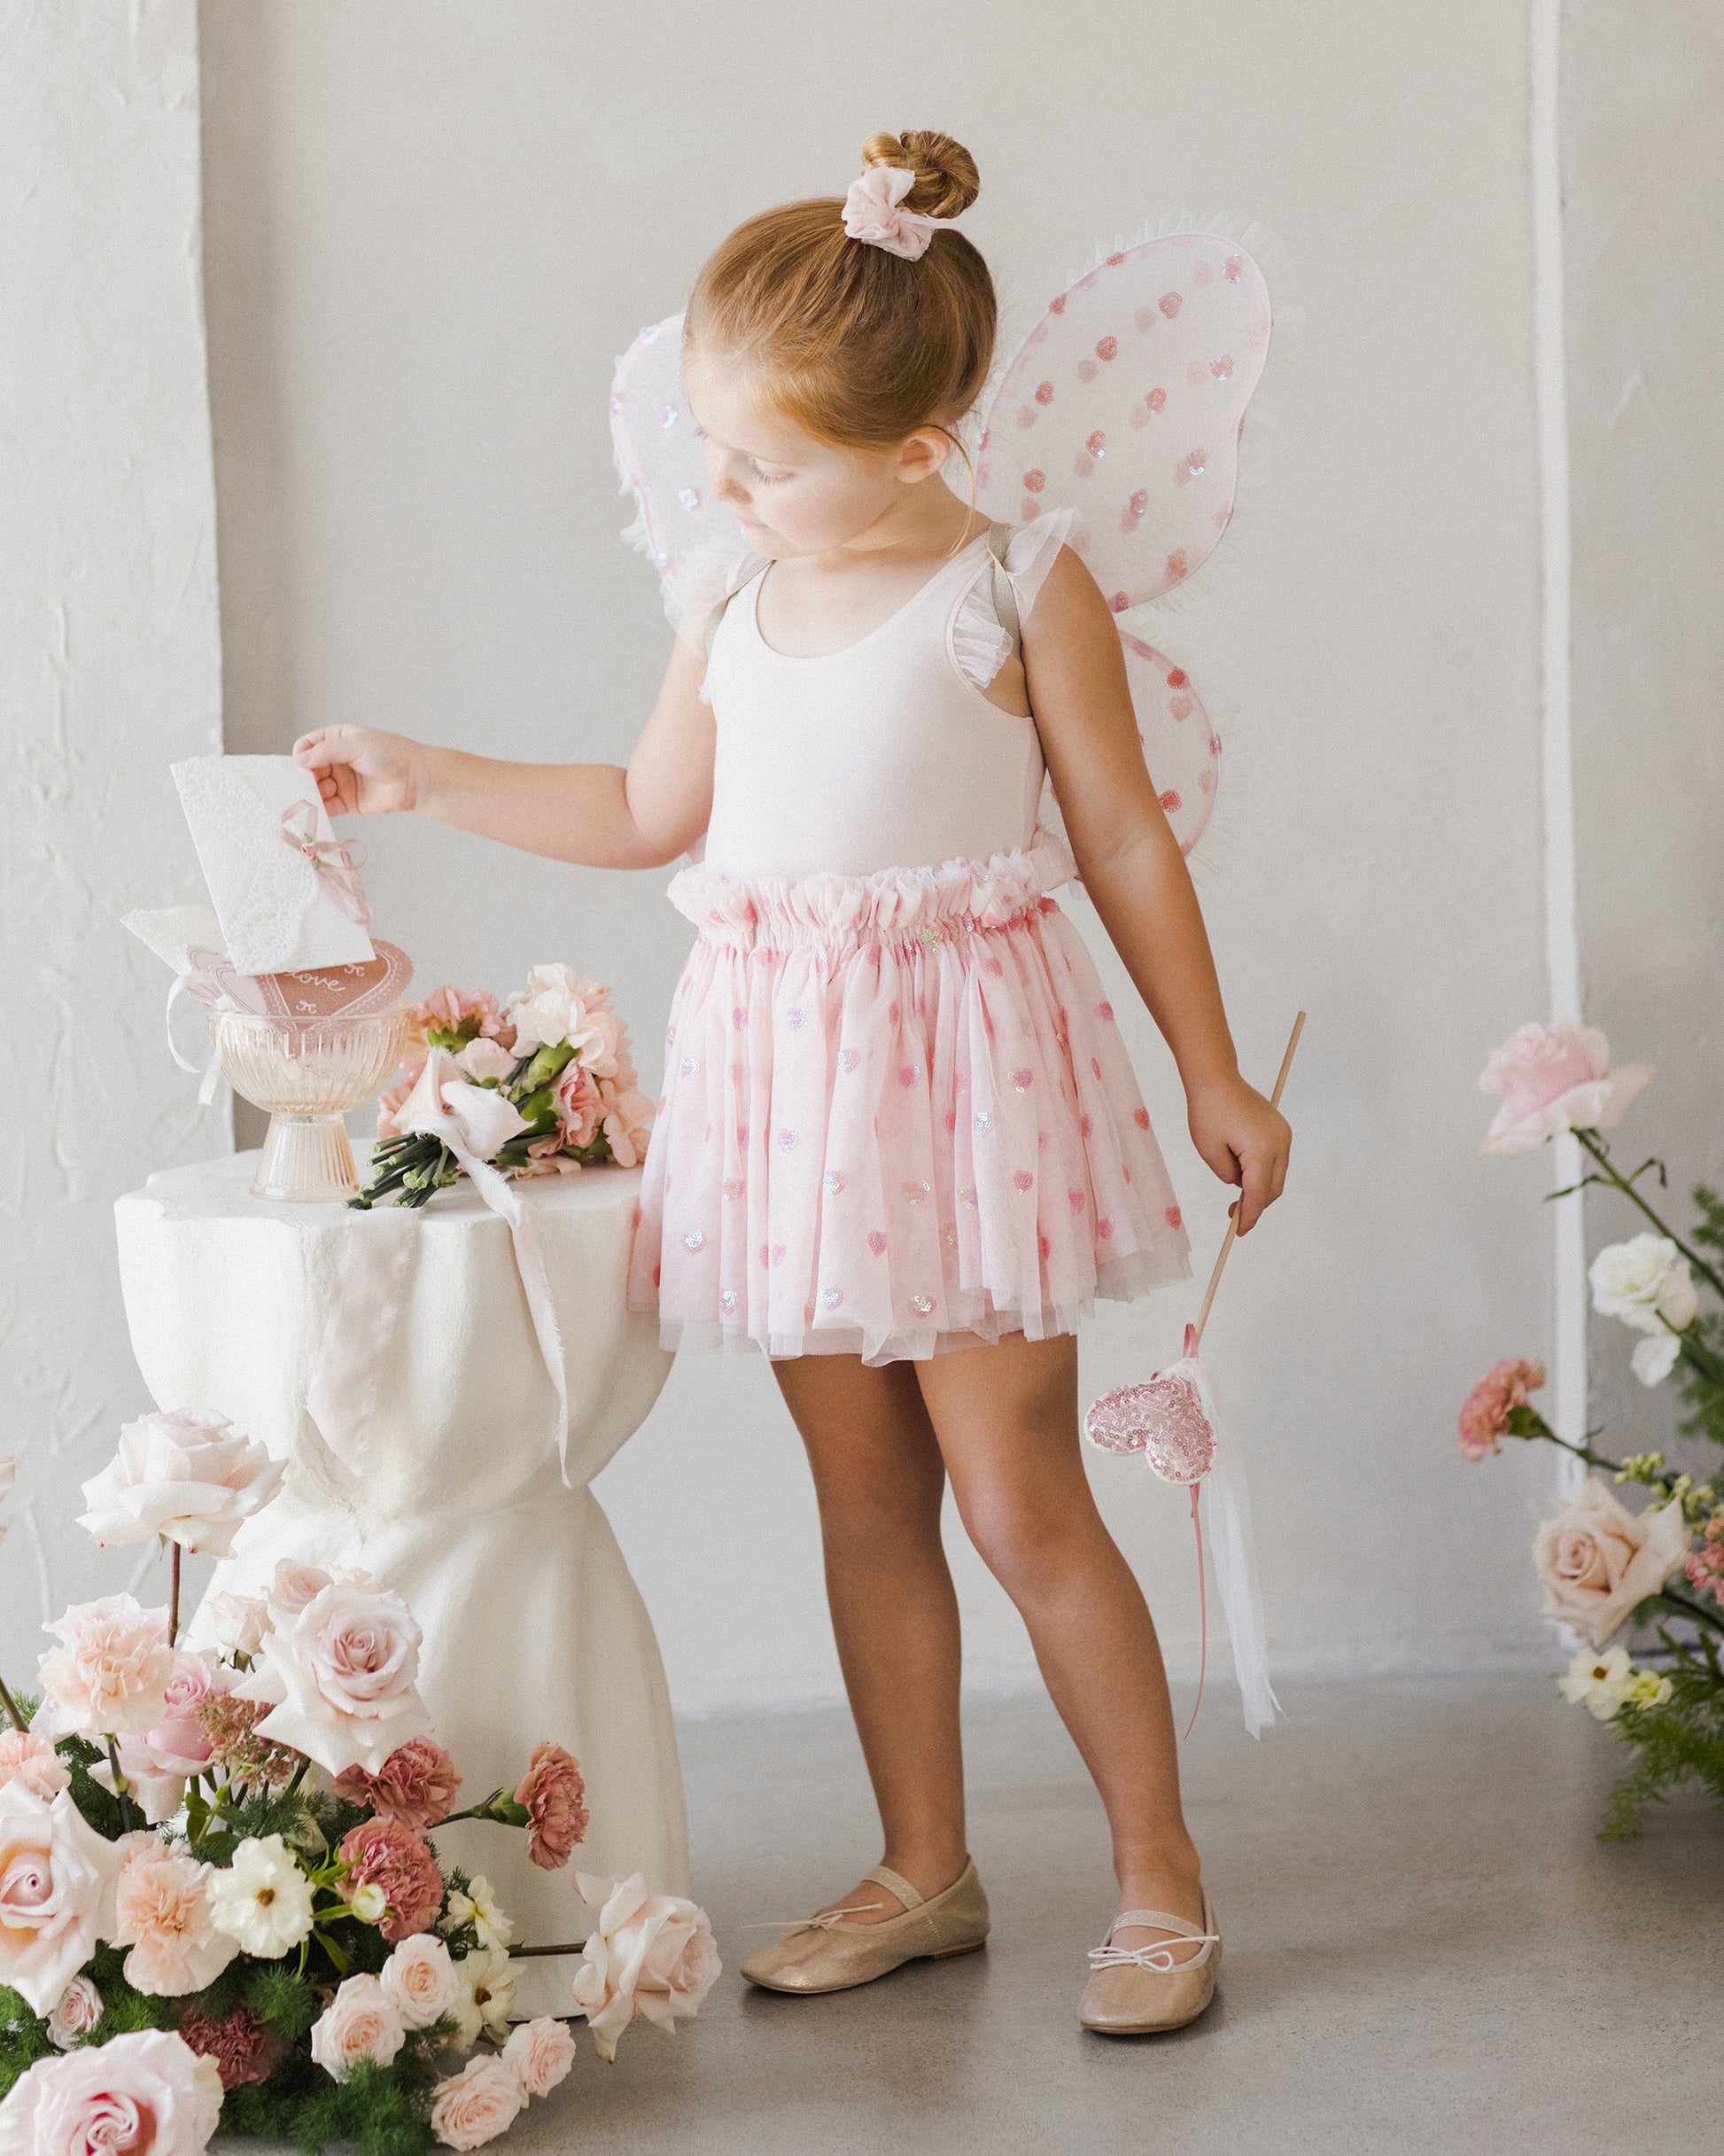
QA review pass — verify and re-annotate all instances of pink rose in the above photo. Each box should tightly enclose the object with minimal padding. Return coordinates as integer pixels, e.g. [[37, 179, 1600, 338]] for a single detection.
[[45, 1974, 103, 2051], [333, 1735, 462, 1831], [236, 1570, 431, 1778], [1533, 1479, 1692, 1646], [264, 1558, 337, 1627], [428, 2054, 526, 2151], [570, 1871, 721, 2063], [0, 1730, 71, 1803], [0, 2028, 224, 2156], [501, 2017, 576, 2099], [338, 1818, 446, 1942], [36, 1597, 174, 1740], [552, 1062, 603, 1151], [596, 1080, 655, 1170], [309, 1973, 406, 2082], [379, 1932, 463, 2029], [1478, 1023, 1653, 1156], [76, 1409, 283, 1559], [111, 1846, 237, 1998], [0, 1784, 124, 2017], [176, 2003, 280, 2090], [1686, 1515, 1724, 1607], [515, 1743, 587, 1871], [1457, 1358, 1546, 1461]]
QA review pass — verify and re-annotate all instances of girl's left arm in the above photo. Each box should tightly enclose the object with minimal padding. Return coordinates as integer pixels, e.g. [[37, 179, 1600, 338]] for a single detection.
[[1022, 548, 1291, 1234]]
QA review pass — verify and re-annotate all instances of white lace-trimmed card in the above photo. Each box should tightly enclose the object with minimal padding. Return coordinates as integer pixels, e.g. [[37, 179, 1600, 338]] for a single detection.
[[171, 757, 376, 976]]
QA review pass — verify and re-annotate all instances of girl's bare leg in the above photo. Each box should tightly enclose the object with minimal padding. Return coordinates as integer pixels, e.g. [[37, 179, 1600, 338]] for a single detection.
[[771, 1353, 970, 1924], [915, 1329, 1206, 1958]]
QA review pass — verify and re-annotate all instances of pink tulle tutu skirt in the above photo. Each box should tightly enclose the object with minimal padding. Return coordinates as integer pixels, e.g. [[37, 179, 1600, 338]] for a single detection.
[[626, 833, 1192, 1362]]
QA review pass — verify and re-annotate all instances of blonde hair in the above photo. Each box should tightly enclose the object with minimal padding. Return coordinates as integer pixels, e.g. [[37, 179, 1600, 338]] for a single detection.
[[686, 130, 997, 455]]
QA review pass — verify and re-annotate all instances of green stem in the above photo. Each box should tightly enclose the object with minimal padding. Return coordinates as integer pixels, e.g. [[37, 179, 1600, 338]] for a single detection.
[[106, 1738, 139, 1833], [283, 1756, 310, 1801], [1573, 1130, 1724, 1304], [1652, 1579, 1724, 1637], [168, 1542, 182, 1648], [0, 1670, 26, 1733]]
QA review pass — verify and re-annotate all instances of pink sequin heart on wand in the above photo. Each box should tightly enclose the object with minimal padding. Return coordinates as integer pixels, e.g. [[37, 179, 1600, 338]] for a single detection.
[[1084, 1011, 1305, 1736]]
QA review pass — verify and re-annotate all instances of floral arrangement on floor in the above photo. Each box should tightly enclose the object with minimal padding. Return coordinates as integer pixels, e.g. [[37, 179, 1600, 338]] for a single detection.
[[1463, 1022, 1724, 1838], [356, 966, 656, 1210], [0, 1409, 718, 2153]]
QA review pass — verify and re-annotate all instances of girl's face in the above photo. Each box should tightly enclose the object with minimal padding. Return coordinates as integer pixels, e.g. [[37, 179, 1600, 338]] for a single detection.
[[683, 351, 953, 557]]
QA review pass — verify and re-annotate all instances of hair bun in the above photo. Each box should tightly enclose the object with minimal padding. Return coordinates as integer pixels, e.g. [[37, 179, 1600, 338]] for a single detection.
[[860, 130, 980, 220]]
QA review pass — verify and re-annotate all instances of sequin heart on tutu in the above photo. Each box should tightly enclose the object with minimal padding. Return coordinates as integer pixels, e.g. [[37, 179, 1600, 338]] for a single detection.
[[1083, 1358, 1216, 1485]]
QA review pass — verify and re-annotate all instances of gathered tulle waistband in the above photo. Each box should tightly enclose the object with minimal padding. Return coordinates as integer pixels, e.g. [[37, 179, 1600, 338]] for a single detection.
[[667, 829, 1076, 955]]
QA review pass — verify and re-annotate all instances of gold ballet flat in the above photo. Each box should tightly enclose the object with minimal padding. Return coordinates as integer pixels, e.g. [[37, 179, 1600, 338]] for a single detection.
[[738, 1859, 990, 1995], [1079, 1893, 1222, 2034]]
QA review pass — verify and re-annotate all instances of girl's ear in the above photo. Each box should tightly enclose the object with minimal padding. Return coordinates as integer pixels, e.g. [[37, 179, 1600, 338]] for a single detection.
[[895, 426, 954, 486]]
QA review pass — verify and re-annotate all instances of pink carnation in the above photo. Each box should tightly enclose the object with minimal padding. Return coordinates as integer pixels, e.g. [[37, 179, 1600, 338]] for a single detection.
[[552, 1062, 603, 1152], [333, 1736, 462, 1831], [412, 986, 516, 1048], [1458, 1358, 1546, 1460], [1686, 1516, 1724, 1607], [338, 1818, 445, 1942], [176, 2003, 281, 2090], [515, 1743, 588, 1872]]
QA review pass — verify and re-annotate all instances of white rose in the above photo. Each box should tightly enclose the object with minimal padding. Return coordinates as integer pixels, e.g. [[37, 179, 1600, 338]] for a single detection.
[[501, 2017, 576, 2099], [45, 1973, 103, 2050], [1557, 1644, 1635, 1721], [1631, 1333, 1681, 1388], [428, 2053, 525, 2151], [0, 1784, 125, 2019], [234, 1572, 431, 1779], [310, 1973, 406, 2082], [202, 1590, 270, 1660], [265, 1560, 335, 1628], [206, 1835, 315, 1958], [76, 1409, 283, 1559], [1588, 1235, 1698, 1337], [454, 1036, 515, 1084], [504, 965, 612, 1057], [448, 1946, 515, 2050], [380, 1933, 463, 2029], [570, 1871, 720, 2063]]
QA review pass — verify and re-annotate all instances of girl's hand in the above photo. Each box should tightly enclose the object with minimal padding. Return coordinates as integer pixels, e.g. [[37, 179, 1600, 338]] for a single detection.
[[1187, 1073, 1291, 1236], [293, 726, 426, 818]]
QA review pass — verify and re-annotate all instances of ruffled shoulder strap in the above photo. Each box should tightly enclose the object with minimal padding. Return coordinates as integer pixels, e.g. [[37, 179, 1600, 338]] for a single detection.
[[951, 509, 1083, 692], [666, 547, 768, 656]]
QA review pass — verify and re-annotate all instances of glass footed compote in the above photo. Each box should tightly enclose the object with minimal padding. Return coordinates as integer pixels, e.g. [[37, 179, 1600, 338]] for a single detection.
[[209, 1005, 409, 1203]]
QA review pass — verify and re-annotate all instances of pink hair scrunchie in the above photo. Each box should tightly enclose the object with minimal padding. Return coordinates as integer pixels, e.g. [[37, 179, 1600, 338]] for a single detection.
[[842, 167, 940, 261]]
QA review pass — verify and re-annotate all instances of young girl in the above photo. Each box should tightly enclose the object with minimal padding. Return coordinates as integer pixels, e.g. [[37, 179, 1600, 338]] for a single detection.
[[297, 128, 1290, 2036]]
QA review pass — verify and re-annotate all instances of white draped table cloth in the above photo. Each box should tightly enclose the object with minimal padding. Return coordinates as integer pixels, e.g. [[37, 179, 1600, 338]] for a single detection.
[[113, 1153, 685, 2014]]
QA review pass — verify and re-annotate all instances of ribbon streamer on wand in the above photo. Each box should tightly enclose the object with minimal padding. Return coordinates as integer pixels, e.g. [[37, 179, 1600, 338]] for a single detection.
[[1084, 1012, 1305, 1739]]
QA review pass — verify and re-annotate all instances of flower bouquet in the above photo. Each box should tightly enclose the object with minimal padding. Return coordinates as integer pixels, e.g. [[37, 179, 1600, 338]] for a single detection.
[[355, 967, 655, 1211], [1464, 1023, 1724, 1837], [0, 1412, 717, 2154]]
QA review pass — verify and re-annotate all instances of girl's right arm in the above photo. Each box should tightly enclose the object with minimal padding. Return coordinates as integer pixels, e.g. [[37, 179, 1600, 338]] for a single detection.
[[292, 635, 713, 870]]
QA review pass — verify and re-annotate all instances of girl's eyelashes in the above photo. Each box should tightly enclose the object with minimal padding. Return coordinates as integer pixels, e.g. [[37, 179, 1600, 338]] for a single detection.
[[751, 463, 792, 485]]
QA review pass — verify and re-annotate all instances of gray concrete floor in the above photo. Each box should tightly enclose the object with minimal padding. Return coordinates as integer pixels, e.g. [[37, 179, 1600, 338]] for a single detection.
[[515, 1671, 1720, 2156]]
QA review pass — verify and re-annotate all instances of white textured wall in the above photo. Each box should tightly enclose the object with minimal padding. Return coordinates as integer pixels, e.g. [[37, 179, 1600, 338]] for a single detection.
[[1, 3, 228, 1678], [197, 0, 1562, 1712], [1565, 6, 1724, 1463]]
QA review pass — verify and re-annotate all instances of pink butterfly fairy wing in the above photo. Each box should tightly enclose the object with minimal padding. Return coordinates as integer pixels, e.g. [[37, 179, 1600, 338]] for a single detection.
[[976, 231, 1271, 860], [976, 233, 1270, 607], [610, 311, 749, 607]]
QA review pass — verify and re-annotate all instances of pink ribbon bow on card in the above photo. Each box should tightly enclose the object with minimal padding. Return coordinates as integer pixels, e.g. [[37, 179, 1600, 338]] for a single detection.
[[841, 167, 939, 261], [280, 801, 371, 928]]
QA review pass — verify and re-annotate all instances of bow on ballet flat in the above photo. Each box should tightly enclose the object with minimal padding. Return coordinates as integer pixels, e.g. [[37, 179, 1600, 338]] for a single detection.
[[281, 800, 371, 928]]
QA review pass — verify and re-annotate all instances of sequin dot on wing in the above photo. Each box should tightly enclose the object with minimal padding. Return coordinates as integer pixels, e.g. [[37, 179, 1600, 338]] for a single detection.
[[1083, 1373, 1215, 1484]]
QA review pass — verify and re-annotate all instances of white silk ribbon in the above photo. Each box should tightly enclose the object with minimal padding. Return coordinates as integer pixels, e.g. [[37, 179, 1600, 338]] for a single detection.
[[1189, 1358, 1281, 1738], [307, 1048, 573, 1486]]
